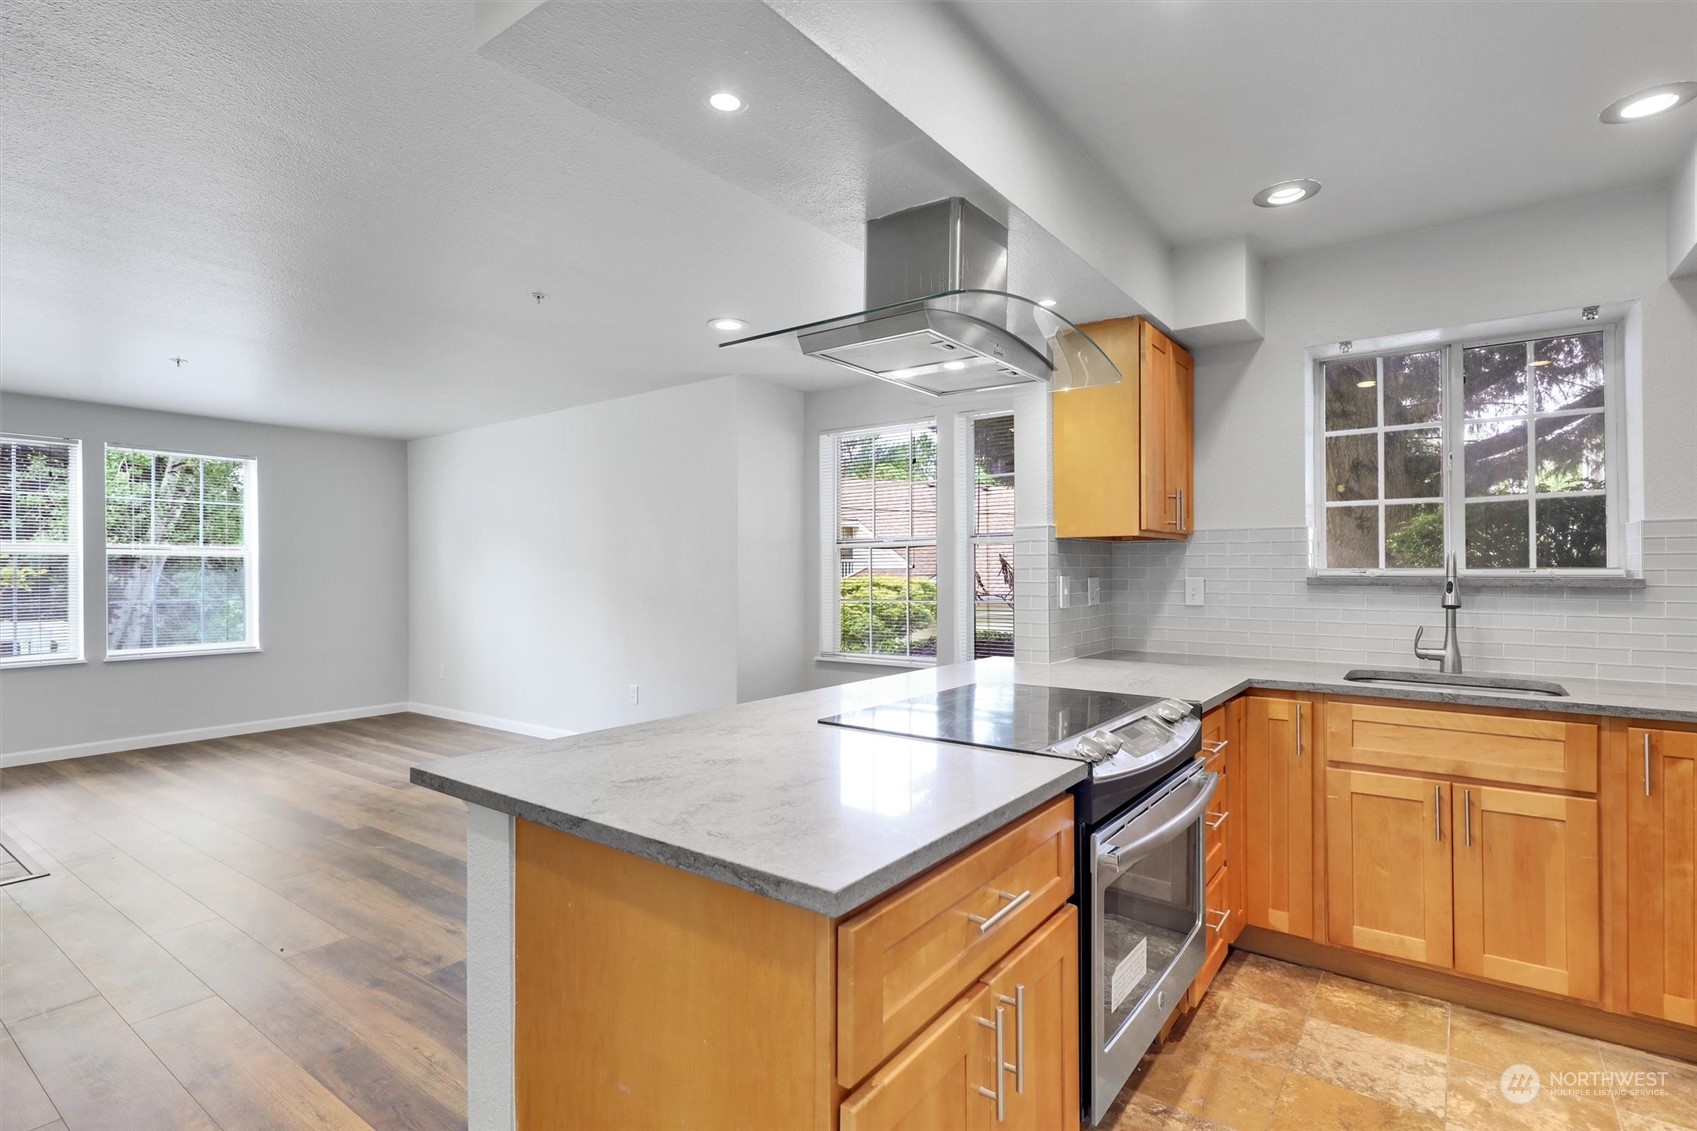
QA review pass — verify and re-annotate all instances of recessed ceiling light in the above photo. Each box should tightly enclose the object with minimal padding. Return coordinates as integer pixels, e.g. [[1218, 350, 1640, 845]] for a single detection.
[[1253, 178, 1322, 208], [942, 360, 969, 371], [708, 91, 745, 113], [1600, 82, 1697, 123], [708, 317, 747, 332], [1037, 298, 1058, 308]]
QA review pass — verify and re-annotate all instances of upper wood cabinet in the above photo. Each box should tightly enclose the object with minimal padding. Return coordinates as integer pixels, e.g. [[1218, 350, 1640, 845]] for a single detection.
[[1052, 316, 1194, 540], [1625, 726, 1697, 1025], [1243, 695, 1316, 938]]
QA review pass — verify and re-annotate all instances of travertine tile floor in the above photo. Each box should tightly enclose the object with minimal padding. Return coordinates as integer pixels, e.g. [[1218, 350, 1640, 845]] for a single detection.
[[1102, 951, 1697, 1131]]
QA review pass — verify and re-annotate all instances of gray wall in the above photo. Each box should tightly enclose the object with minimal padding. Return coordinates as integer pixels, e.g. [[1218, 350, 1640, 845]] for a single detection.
[[0, 394, 410, 760]]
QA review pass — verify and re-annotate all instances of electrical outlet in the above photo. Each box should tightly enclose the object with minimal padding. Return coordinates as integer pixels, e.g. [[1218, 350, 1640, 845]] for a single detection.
[[438, 664, 446, 680], [1185, 577, 1205, 607], [629, 684, 640, 706]]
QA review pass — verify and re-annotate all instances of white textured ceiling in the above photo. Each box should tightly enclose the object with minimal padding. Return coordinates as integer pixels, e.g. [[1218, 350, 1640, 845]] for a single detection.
[[6, 1, 1695, 438], [0, 1, 867, 438], [953, 0, 1697, 255]]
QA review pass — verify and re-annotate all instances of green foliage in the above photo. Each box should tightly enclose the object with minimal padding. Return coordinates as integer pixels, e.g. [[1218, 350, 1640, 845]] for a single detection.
[[1385, 508, 1443, 569], [839, 575, 938, 655]]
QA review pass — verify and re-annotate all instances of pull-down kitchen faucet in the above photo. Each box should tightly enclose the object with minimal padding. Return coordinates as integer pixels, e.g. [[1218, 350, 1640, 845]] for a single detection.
[[1413, 553, 1464, 673]]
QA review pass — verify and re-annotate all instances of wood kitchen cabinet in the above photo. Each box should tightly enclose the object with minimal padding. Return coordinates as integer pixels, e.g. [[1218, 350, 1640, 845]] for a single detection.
[[840, 907, 1079, 1131], [1453, 785, 1600, 1001], [838, 985, 996, 1131], [1326, 769, 1453, 968], [1052, 316, 1194, 540], [1190, 705, 1241, 1006], [1625, 726, 1697, 1025], [980, 906, 1080, 1131], [1244, 694, 1315, 938]]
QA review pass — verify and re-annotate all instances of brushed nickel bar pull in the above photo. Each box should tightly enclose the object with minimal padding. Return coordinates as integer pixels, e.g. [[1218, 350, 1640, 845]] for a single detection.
[[1295, 703, 1303, 758], [1206, 809, 1229, 830], [997, 987, 1025, 1094], [1208, 907, 1231, 935], [1166, 489, 1181, 528], [1644, 733, 1653, 797], [1435, 785, 1442, 841], [1463, 788, 1473, 847], [968, 889, 1031, 934], [976, 1005, 1006, 1121], [1203, 739, 1229, 755]]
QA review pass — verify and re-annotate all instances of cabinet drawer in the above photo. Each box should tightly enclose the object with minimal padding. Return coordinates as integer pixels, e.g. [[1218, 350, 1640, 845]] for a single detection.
[[837, 795, 1074, 1088], [1325, 700, 1598, 792], [1191, 865, 1231, 1006], [1200, 714, 1228, 879]]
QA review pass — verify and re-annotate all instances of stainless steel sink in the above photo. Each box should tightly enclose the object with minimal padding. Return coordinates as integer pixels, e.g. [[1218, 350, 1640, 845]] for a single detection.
[[1343, 669, 1570, 697]]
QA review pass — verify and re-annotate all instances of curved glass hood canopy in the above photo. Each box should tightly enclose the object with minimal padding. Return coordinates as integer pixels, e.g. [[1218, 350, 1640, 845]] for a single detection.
[[719, 199, 1123, 397]]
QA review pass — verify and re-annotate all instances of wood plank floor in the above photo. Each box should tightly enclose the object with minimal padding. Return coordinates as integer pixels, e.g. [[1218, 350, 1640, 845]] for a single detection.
[[0, 714, 527, 1131]]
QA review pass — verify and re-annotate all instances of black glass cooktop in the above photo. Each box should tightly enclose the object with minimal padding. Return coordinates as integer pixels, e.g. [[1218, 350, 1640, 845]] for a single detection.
[[821, 683, 1162, 754]]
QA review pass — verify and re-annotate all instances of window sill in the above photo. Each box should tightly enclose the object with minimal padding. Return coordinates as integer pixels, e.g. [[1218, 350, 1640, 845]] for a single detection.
[[815, 653, 936, 670], [1306, 572, 1645, 590], [105, 644, 263, 663], [0, 656, 87, 671]]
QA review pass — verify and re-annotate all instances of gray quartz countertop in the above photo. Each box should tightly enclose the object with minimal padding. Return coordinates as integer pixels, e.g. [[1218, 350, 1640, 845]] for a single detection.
[[412, 654, 1693, 918]]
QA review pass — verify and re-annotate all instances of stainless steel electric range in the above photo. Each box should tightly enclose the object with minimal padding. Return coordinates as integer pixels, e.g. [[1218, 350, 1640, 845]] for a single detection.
[[822, 682, 1217, 1125]]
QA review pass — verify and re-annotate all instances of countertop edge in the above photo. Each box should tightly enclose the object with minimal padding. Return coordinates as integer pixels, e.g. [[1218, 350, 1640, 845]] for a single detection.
[[411, 761, 1086, 918]]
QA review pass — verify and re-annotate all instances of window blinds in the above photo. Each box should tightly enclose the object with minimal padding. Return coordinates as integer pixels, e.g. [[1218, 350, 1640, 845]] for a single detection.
[[0, 436, 79, 664]]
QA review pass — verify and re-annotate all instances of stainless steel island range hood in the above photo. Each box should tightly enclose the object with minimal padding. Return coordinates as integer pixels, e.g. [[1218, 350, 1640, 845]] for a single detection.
[[722, 198, 1121, 396]]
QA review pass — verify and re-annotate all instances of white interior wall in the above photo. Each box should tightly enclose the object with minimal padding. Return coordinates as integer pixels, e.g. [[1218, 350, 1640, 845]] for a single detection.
[[1192, 183, 1697, 534], [735, 378, 807, 703], [0, 394, 410, 762], [407, 375, 808, 735]]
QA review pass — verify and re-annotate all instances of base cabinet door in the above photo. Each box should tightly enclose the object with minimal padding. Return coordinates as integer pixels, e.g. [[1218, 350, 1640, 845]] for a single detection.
[[1326, 769, 1454, 967], [1626, 727, 1697, 1025], [1244, 695, 1315, 937], [839, 985, 996, 1131], [1453, 786, 1600, 1001], [979, 907, 1079, 1131]]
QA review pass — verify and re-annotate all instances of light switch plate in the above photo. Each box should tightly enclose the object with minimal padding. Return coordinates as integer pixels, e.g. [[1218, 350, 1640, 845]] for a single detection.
[[1185, 577, 1205, 606]]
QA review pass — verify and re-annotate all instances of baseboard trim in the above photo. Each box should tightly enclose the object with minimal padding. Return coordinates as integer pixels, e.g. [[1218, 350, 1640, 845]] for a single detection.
[[1234, 927, 1697, 1062], [0, 703, 412, 768], [405, 702, 573, 741]]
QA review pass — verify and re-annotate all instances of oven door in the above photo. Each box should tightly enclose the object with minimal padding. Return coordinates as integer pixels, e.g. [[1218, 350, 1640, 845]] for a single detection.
[[1086, 763, 1218, 1125]]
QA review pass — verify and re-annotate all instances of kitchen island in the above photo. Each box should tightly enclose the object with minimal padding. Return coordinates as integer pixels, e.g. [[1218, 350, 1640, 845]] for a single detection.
[[413, 654, 1697, 1128]]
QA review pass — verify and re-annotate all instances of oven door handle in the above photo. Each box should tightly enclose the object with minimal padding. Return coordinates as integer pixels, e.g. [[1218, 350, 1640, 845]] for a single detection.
[[1095, 771, 1219, 875]]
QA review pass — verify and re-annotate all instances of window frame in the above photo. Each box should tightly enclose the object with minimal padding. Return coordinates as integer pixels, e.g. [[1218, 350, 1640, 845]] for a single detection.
[[1310, 322, 1624, 576], [102, 443, 261, 661], [0, 434, 83, 668], [819, 419, 938, 667]]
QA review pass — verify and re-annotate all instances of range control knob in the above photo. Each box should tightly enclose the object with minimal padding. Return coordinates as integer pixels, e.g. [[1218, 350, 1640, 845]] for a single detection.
[[1076, 730, 1123, 763], [1155, 700, 1188, 724]]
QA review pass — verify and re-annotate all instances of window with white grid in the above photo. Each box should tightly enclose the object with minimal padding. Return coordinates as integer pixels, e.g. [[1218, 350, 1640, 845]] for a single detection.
[[0, 436, 80, 665], [822, 421, 938, 662], [105, 446, 258, 657], [1315, 327, 1619, 573]]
